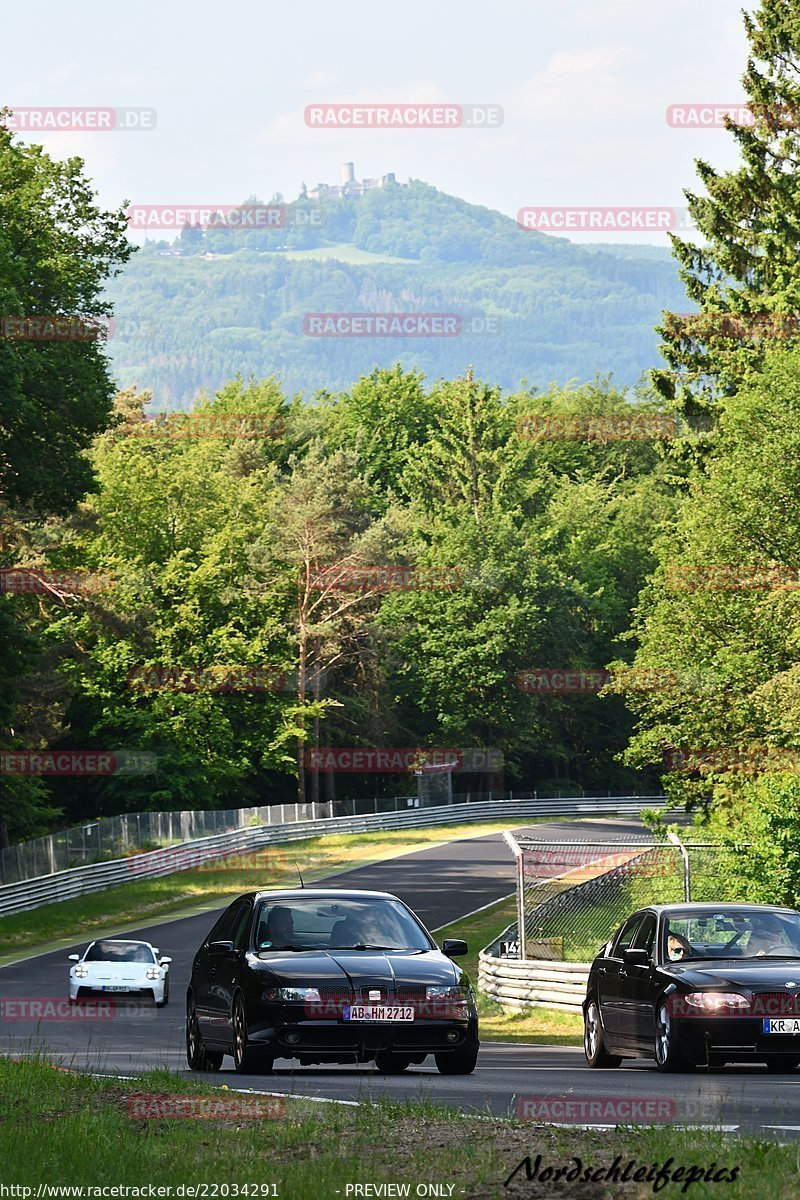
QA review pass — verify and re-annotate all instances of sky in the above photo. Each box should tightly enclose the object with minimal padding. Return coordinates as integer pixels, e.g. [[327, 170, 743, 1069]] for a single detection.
[[1, 0, 754, 245]]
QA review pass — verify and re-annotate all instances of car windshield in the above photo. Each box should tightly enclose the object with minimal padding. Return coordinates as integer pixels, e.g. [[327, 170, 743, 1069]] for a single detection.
[[662, 910, 800, 962], [253, 897, 433, 953], [84, 941, 155, 963]]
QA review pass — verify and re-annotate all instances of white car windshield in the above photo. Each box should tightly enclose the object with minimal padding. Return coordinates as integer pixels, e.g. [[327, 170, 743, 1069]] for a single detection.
[[84, 941, 155, 963]]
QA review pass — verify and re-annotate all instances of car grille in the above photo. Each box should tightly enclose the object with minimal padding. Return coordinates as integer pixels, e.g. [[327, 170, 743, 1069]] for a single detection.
[[751, 991, 800, 1016], [394, 987, 427, 1003]]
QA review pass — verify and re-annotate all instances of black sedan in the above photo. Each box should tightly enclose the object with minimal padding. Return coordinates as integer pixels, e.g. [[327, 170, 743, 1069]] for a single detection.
[[186, 888, 479, 1075], [583, 902, 800, 1072]]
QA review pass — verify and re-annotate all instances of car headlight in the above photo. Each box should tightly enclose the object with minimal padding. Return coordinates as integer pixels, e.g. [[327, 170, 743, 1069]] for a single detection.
[[73, 966, 89, 979], [145, 968, 161, 980], [682, 991, 750, 1013], [262, 986, 322, 1002], [425, 985, 471, 1000]]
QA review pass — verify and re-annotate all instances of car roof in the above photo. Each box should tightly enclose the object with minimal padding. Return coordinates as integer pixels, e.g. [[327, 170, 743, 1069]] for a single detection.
[[88, 937, 153, 944], [641, 903, 799, 916], [251, 888, 402, 902]]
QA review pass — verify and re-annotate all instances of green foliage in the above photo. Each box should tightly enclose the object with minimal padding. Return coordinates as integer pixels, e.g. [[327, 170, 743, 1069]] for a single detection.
[[654, 0, 800, 418], [0, 119, 132, 512], [706, 775, 800, 907], [623, 346, 800, 815], [0, 121, 130, 842]]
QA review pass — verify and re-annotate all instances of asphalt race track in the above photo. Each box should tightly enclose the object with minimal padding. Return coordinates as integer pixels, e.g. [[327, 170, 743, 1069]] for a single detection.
[[4, 817, 800, 1139]]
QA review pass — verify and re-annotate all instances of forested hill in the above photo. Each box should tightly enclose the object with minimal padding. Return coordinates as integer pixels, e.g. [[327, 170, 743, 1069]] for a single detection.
[[106, 180, 687, 406]]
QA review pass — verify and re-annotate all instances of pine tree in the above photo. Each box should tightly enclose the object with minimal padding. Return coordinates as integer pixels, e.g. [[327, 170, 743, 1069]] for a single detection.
[[654, 0, 800, 421]]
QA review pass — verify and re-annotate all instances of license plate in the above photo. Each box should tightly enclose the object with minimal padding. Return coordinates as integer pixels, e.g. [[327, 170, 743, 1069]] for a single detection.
[[343, 1005, 414, 1022], [763, 1018, 800, 1034], [102, 986, 130, 992]]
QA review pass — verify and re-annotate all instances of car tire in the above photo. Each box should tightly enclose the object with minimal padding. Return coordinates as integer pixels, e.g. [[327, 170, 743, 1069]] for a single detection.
[[434, 1043, 479, 1075], [765, 1056, 800, 1072], [232, 994, 274, 1074], [156, 977, 170, 1008], [584, 999, 622, 1068], [374, 1051, 412, 1073], [655, 999, 694, 1073], [186, 997, 224, 1072]]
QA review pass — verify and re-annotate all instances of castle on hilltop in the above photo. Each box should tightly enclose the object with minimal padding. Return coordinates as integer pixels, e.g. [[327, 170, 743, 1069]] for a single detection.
[[301, 163, 407, 202]]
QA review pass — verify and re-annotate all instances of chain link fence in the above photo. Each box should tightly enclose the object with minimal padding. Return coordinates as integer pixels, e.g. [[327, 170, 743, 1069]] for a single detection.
[[502, 835, 735, 963], [0, 790, 661, 886]]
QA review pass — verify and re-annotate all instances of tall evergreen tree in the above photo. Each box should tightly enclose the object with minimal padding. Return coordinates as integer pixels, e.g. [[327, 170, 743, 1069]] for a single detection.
[[654, 0, 800, 422]]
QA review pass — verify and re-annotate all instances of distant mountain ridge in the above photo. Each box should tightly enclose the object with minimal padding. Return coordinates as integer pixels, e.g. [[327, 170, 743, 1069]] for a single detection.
[[106, 179, 687, 405]]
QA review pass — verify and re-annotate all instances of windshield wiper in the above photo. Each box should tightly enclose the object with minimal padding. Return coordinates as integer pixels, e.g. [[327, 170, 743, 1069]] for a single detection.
[[329, 944, 405, 952]]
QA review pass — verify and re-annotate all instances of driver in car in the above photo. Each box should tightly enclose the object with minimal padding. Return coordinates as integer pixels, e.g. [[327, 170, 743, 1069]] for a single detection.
[[261, 906, 295, 949], [746, 921, 789, 956], [666, 931, 694, 962]]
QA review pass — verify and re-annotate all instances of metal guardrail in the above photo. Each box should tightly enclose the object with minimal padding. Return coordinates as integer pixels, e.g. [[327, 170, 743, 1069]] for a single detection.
[[0, 789, 661, 885], [479, 938, 590, 1013], [0, 795, 664, 918]]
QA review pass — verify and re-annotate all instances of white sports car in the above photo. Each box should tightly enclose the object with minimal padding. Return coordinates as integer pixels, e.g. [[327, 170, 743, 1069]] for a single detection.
[[68, 938, 172, 1006]]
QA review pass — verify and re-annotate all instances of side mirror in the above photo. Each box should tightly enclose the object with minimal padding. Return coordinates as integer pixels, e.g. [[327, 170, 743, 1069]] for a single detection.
[[208, 940, 236, 958], [622, 947, 650, 966], [442, 939, 468, 958], [68, 954, 80, 962], [159, 957, 172, 965]]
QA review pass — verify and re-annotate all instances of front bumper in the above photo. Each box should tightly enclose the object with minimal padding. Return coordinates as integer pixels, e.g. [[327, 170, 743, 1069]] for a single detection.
[[675, 1016, 800, 1063], [247, 1002, 479, 1061], [71, 984, 164, 1003]]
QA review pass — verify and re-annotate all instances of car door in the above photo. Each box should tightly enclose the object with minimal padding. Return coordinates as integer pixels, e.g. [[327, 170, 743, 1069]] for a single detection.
[[209, 898, 254, 1046], [598, 912, 647, 1041], [615, 911, 658, 1050], [195, 900, 242, 1040]]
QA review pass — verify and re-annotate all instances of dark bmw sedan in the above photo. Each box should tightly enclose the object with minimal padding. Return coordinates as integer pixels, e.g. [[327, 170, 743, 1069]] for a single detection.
[[186, 888, 479, 1075], [583, 903, 800, 1072]]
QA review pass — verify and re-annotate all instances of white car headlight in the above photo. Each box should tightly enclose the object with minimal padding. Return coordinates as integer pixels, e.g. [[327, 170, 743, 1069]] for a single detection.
[[262, 986, 321, 1002], [73, 966, 89, 979], [145, 967, 161, 980]]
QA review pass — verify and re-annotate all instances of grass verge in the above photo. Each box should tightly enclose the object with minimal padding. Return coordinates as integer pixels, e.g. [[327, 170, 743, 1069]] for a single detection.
[[435, 896, 585, 1046], [0, 1055, 792, 1199], [0, 820, 527, 962]]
